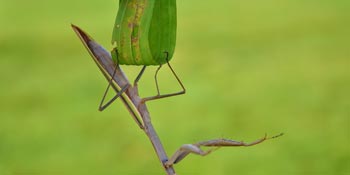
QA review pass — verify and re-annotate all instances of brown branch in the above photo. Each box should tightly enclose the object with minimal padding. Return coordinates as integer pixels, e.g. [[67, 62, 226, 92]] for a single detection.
[[72, 24, 176, 175], [165, 133, 284, 167], [72, 24, 283, 175]]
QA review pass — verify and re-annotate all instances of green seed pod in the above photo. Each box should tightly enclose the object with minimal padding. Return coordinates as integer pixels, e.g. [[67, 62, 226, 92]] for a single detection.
[[112, 0, 177, 66]]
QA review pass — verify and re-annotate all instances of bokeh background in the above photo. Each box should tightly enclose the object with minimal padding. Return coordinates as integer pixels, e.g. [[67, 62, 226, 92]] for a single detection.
[[1, 0, 349, 174]]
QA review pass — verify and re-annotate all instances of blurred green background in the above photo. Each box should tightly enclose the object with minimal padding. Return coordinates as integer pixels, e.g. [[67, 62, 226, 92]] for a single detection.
[[1, 0, 349, 174]]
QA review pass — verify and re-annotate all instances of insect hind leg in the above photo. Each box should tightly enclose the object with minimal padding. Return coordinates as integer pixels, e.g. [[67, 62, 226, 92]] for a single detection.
[[141, 52, 186, 103], [154, 64, 162, 95], [134, 65, 147, 86]]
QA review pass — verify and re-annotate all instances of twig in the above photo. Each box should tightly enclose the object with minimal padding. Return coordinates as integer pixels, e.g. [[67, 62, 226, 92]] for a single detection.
[[72, 25, 176, 175], [72, 24, 282, 175], [165, 133, 284, 167]]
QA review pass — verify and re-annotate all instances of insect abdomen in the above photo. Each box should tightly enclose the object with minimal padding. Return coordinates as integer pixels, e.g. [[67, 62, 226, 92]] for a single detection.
[[112, 0, 177, 66]]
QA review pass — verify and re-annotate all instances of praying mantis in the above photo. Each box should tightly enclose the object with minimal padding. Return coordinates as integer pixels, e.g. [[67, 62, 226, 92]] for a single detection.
[[71, 0, 283, 174], [72, 24, 283, 173]]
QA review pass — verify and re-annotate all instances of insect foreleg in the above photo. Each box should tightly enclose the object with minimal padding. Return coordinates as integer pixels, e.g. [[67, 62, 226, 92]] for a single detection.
[[98, 64, 129, 111]]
